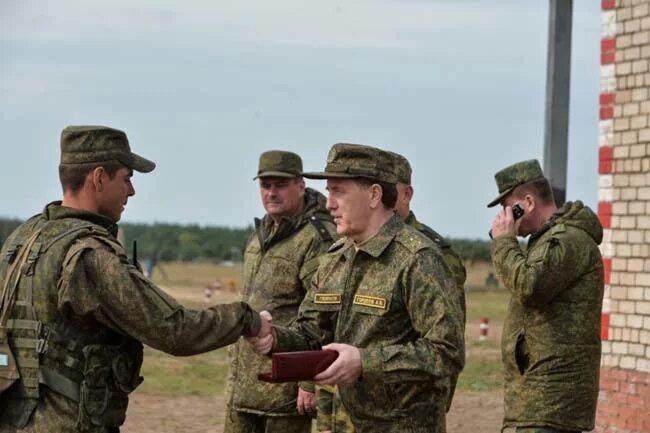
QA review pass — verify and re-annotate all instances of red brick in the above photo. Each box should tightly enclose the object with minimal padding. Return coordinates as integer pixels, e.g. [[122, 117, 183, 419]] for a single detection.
[[610, 391, 629, 406], [599, 159, 613, 174], [638, 383, 650, 399], [601, 51, 616, 65], [629, 371, 650, 385], [600, 92, 615, 106], [602, 0, 616, 9], [598, 202, 612, 229], [600, 145, 614, 162], [603, 258, 612, 285], [625, 415, 642, 431], [597, 402, 620, 417], [598, 201, 613, 216], [617, 406, 637, 421], [600, 106, 614, 120], [622, 381, 638, 395], [600, 376, 618, 391], [601, 312, 610, 340], [605, 367, 630, 381], [602, 38, 616, 53], [627, 394, 646, 407]]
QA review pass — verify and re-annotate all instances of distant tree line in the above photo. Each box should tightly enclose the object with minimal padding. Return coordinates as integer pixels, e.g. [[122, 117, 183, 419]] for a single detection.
[[0, 217, 492, 263]]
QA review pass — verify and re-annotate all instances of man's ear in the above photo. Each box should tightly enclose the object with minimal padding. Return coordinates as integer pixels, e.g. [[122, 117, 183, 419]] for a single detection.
[[404, 185, 414, 202], [524, 193, 535, 213], [369, 184, 383, 209], [91, 166, 106, 192]]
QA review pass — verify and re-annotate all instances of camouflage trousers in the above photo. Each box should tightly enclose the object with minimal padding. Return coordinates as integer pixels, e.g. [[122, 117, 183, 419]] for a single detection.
[[223, 407, 312, 433], [316, 385, 355, 433], [515, 428, 580, 433]]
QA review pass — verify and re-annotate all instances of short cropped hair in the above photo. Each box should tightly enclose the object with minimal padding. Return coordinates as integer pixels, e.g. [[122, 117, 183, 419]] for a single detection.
[[354, 178, 398, 209], [59, 160, 124, 193], [511, 177, 555, 205]]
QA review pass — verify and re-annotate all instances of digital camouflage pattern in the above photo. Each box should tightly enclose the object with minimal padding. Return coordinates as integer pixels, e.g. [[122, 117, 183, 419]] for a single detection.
[[0, 202, 262, 433], [316, 211, 467, 432], [491, 201, 603, 433], [303, 143, 400, 184], [225, 188, 336, 423], [405, 211, 466, 297], [223, 409, 312, 433], [254, 150, 303, 179], [487, 159, 545, 208], [60, 125, 155, 173], [515, 428, 580, 433], [316, 384, 357, 433], [274, 214, 465, 433], [389, 151, 412, 185]]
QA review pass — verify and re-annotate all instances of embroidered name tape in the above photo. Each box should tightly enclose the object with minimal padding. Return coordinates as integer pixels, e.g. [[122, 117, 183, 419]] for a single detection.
[[353, 295, 387, 310], [314, 294, 341, 304]]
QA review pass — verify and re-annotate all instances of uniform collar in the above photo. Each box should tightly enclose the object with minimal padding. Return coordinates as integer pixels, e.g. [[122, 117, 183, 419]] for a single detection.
[[43, 201, 119, 237], [354, 213, 403, 258]]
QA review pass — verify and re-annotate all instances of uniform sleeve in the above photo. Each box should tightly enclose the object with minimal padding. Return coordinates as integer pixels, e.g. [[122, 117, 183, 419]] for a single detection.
[[491, 229, 594, 307], [358, 251, 465, 384], [57, 238, 261, 356], [316, 385, 335, 432]]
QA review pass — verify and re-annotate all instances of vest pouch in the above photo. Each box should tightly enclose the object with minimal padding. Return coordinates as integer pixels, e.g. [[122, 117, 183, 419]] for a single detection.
[[111, 339, 143, 393], [76, 344, 131, 431], [0, 340, 20, 394]]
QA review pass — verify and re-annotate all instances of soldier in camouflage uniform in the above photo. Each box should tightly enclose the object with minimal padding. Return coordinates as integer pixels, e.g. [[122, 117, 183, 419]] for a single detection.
[[488, 159, 604, 433], [224, 151, 337, 433], [0, 126, 271, 433], [250, 143, 465, 433], [315, 151, 467, 432]]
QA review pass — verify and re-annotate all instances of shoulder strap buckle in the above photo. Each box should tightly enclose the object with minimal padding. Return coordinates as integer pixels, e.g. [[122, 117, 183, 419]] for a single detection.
[[5, 246, 20, 265]]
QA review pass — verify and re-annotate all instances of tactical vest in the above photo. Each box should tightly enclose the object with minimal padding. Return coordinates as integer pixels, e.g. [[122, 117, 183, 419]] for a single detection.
[[0, 215, 143, 430]]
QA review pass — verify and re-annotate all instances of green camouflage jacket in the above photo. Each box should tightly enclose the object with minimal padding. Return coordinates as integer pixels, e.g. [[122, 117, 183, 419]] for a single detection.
[[316, 211, 467, 432], [491, 201, 604, 432], [405, 211, 466, 294], [274, 214, 465, 433], [0, 202, 261, 433], [225, 188, 336, 416]]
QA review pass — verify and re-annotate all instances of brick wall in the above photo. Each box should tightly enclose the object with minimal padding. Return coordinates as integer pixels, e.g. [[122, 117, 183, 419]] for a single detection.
[[597, 1, 650, 432]]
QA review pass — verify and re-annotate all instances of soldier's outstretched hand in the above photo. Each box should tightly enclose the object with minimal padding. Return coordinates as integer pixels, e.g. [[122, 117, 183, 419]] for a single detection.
[[246, 310, 275, 355], [313, 343, 362, 385]]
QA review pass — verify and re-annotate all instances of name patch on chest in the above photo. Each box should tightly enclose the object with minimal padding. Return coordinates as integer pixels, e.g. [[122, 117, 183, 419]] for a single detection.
[[353, 295, 387, 310], [314, 293, 341, 304]]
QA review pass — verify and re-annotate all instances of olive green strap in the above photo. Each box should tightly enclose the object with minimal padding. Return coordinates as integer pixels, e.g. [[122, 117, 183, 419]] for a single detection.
[[39, 366, 80, 402], [0, 229, 42, 332], [6, 319, 40, 331]]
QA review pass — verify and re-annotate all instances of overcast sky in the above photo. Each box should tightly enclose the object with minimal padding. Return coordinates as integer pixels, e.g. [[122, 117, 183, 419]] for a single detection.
[[1, 1, 601, 238]]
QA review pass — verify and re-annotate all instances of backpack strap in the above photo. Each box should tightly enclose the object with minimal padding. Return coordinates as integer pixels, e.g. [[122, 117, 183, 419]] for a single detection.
[[0, 229, 42, 339]]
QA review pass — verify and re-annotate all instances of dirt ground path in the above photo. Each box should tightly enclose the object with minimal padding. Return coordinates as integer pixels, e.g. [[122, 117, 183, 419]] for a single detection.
[[123, 390, 503, 433]]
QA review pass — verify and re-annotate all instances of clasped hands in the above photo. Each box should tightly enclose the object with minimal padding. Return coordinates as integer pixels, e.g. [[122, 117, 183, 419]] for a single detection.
[[246, 310, 362, 385]]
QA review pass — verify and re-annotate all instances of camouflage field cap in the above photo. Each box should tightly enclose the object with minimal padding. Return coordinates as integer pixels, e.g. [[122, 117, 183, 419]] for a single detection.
[[303, 143, 399, 184], [487, 159, 545, 207], [60, 126, 156, 173], [254, 150, 303, 179], [389, 151, 412, 184]]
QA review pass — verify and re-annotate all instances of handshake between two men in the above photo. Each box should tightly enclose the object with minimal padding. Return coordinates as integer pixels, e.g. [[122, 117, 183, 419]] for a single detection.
[[246, 310, 363, 385]]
